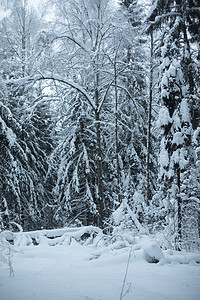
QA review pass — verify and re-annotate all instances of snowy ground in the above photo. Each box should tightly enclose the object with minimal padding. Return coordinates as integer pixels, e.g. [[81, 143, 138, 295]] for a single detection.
[[0, 228, 200, 300]]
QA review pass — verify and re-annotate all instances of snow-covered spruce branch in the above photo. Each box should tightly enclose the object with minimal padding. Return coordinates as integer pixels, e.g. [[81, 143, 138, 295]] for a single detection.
[[147, 12, 181, 26]]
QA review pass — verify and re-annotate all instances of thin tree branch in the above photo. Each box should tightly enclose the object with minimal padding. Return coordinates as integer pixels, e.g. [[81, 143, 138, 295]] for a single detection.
[[9, 74, 96, 111]]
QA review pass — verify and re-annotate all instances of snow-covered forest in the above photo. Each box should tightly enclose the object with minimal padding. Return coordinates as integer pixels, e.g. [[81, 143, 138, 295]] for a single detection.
[[0, 0, 200, 298]]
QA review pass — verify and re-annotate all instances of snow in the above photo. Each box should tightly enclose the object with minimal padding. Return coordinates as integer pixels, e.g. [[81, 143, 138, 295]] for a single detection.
[[161, 57, 171, 69], [161, 89, 169, 99], [161, 73, 168, 88], [172, 132, 183, 145], [159, 138, 169, 167], [0, 228, 200, 300], [179, 148, 189, 169], [112, 204, 124, 225], [139, 235, 165, 263], [167, 64, 176, 78], [193, 127, 200, 143], [180, 99, 190, 124], [0, 7, 10, 21], [9, 74, 96, 111], [6, 127, 16, 146], [0, 116, 16, 146], [157, 107, 172, 128]]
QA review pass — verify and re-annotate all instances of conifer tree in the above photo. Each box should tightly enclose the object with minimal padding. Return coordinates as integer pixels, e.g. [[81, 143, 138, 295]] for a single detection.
[[53, 93, 98, 226], [147, 0, 200, 250], [117, 0, 155, 220], [0, 0, 55, 230]]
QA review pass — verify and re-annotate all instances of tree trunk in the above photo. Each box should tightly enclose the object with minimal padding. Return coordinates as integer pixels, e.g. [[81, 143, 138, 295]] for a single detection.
[[95, 109, 104, 226], [146, 31, 153, 206], [94, 70, 104, 226], [177, 167, 182, 251], [114, 60, 121, 204], [21, 0, 27, 76], [93, 2, 104, 227]]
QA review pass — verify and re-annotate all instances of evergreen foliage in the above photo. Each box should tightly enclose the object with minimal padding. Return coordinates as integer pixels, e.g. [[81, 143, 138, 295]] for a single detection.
[[0, 0, 55, 230], [147, 0, 200, 250]]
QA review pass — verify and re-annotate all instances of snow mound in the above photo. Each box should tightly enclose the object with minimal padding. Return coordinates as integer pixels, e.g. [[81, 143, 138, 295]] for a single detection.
[[2, 227, 200, 266], [164, 249, 200, 265], [3, 226, 103, 247], [139, 235, 164, 263]]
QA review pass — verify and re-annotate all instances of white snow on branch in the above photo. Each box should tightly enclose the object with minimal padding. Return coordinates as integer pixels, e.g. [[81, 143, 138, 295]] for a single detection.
[[0, 117, 16, 146], [157, 107, 172, 127], [8, 74, 96, 111], [180, 98, 190, 123], [172, 132, 183, 145]]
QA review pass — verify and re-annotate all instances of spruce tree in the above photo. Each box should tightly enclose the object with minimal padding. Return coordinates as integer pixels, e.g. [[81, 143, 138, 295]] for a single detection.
[[147, 0, 200, 250], [53, 93, 98, 226], [0, 0, 55, 230]]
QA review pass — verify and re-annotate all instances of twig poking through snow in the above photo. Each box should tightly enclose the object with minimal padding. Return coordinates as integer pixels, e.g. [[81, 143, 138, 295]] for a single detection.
[[119, 246, 133, 300], [8, 246, 14, 277]]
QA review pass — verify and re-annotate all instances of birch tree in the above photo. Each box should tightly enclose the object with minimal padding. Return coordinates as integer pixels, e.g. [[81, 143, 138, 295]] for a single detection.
[[46, 0, 117, 226], [46, 0, 146, 227]]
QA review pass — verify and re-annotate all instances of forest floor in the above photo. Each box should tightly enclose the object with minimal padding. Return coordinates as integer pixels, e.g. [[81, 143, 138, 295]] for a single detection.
[[0, 228, 200, 300]]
